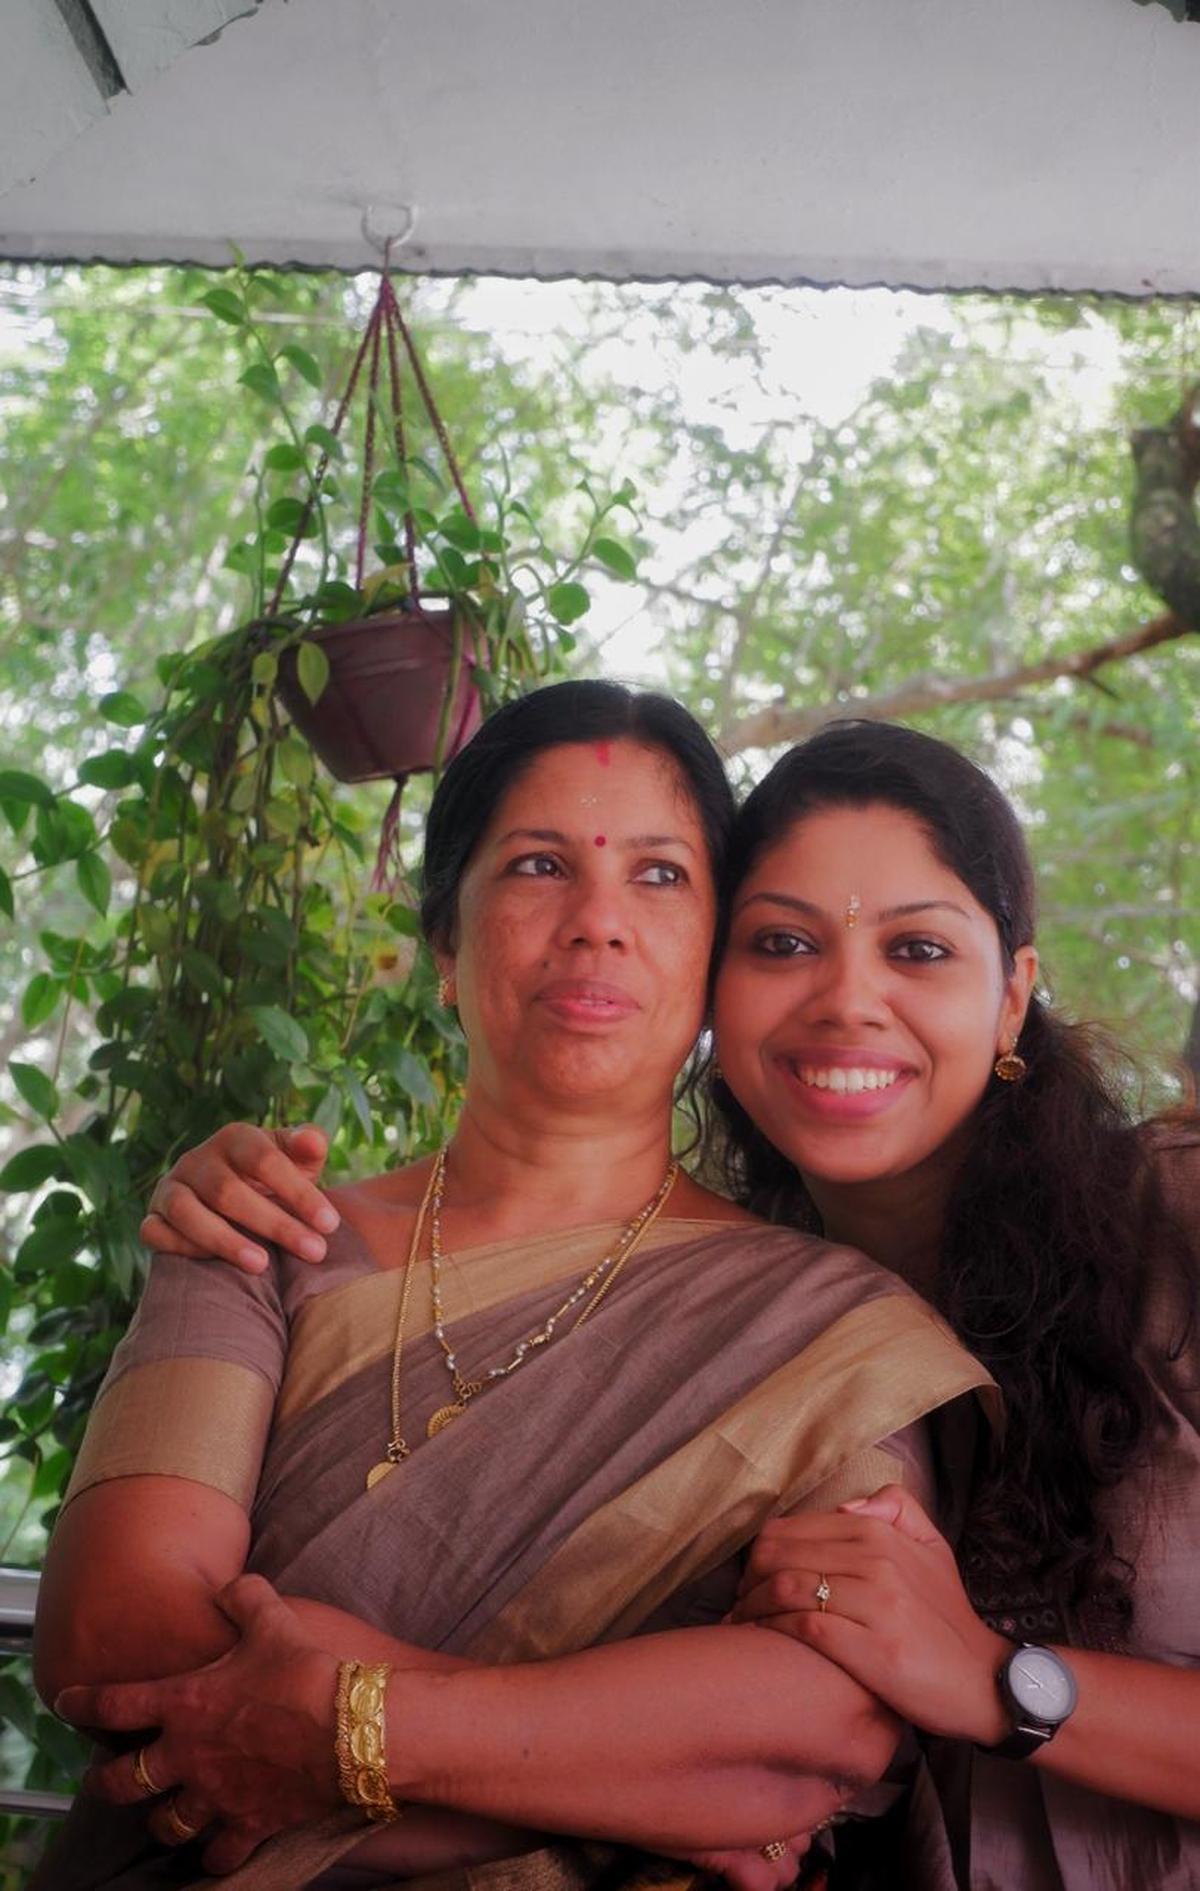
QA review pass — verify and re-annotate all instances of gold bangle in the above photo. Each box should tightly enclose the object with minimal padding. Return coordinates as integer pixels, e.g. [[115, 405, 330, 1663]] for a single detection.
[[333, 1660, 402, 1824]]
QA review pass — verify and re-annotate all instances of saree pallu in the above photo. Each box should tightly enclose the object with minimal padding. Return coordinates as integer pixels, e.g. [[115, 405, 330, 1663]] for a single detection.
[[39, 1212, 998, 1889]]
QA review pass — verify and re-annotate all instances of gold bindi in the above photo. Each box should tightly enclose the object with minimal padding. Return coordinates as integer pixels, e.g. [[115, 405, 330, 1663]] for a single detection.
[[844, 894, 862, 929]]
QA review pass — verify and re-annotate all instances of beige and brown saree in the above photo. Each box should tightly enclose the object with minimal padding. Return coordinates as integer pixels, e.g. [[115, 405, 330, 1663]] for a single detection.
[[40, 1211, 997, 1889]]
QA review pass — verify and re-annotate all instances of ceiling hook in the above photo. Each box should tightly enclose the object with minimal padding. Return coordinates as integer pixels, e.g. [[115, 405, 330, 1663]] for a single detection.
[[361, 203, 418, 263]]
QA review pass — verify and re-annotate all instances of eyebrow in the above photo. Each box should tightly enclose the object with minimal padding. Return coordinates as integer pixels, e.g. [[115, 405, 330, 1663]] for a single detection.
[[735, 892, 973, 923], [494, 828, 697, 854]]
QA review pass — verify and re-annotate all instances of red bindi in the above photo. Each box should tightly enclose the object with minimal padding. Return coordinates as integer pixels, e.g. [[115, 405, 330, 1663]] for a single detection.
[[594, 741, 612, 767], [594, 834, 607, 847]]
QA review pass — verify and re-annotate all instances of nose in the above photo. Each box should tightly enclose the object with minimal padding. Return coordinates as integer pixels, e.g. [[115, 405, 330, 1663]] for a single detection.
[[554, 868, 633, 952], [800, 943, 890, 1030]]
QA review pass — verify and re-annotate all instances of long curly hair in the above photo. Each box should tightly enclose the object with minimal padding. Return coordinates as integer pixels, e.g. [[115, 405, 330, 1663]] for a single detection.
[[712, 720, 1198, 1643]]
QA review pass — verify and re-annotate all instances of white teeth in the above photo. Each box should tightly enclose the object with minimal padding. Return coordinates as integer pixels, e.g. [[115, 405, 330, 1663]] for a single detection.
[[797, 1065, 899, 1093]]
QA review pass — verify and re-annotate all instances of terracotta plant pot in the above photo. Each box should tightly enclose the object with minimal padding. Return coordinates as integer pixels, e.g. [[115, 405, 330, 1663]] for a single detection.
[[276, 606, 485, 783]]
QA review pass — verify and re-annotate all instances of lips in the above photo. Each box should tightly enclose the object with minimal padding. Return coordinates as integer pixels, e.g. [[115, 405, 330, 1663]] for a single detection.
[[538, 979, 640, 1023]]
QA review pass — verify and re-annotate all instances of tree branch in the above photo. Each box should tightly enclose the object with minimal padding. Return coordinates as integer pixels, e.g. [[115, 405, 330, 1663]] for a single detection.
[[718, 611, 1195, 754]]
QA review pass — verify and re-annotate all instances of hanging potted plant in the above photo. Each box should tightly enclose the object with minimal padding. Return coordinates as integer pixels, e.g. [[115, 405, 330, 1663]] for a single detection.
[[261, 268, 640, 812]]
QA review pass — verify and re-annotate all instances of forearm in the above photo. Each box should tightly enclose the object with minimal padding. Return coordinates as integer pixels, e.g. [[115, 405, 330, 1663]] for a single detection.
[[281, 1595, 471, 1674], [384, 1625, 898, 1849], [1028, 1648, 1200, 1820]]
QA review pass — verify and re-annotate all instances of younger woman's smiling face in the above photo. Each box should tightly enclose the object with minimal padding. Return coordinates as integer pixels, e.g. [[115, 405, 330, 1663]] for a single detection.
[[713, 803, 1037, 1188]]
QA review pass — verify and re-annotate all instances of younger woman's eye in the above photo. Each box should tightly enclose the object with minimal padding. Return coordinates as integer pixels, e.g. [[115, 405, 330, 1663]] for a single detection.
[[890, 937, 951, 964], [510, 853, 564, 878], [636, 861, 688, 887], [752, 929, 818, 958]]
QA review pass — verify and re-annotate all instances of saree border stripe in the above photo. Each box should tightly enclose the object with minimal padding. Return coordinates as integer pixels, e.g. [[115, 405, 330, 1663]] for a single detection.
[[63, 1357, 275, 1510], [466, 1294, 999, 1660], [275, 1217, 739, 1429]]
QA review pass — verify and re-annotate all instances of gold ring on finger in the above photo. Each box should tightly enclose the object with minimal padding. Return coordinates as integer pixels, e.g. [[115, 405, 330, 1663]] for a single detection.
[[815, 1574, 832, 1613], [760, 1840, 789, 1861], [162, 1797, 202, 1845], [131, 1747, 165, 1798]]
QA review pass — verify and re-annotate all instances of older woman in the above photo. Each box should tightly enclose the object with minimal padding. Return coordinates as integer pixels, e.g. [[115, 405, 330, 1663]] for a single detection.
[[143, 715, 1200, 1890], [36, 685, 992, 1891]]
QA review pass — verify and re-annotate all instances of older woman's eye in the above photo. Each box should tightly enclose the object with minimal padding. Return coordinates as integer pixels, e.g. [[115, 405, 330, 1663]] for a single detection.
[[511, 853, 564, 878], [891, 937, 951, 964], [636, 861, 688, 887]]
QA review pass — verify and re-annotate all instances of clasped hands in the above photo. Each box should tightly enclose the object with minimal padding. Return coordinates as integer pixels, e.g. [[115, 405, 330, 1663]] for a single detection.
[[730, 1484, 1011, 1748], [54, 1575, 818, 1887], [56, 1575, 343, 1875]]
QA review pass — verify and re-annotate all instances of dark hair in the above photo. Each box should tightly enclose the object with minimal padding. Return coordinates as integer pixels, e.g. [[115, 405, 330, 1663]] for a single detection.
[[420, 679, 735, 956], [714, 718, 1197, 1643]]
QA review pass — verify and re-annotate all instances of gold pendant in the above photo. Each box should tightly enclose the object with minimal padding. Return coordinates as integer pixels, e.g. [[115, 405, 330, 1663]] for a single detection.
[[366, 1459, 397, 1489], [427, 1401, 468, 1438]]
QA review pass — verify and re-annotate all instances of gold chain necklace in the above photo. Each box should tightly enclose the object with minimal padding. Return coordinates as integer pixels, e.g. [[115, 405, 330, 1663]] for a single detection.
[[365, 1149, 679, 1486]]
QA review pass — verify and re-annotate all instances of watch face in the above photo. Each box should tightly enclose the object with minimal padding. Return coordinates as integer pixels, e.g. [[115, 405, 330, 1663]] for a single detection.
[[1007, 1646, 1078, 1723]]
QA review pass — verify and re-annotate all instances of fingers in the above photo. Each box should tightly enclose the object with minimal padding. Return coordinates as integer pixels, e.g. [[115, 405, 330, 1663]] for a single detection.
[[136, 1214, 214, 1261], [208, 1119, 336, 1240], [213, 1573, 284, 1635], [840, 1483, 943, 1545], [744, 1511, 873, 1583], [57, 1678, 167, 1737], [275, 1124, 331, 1180], [734, 1569, 880, 1630], [148, 1789, 211, 1848], [144, 1124, 339, 1270], [142, 1181, 276, 1272], [81, 1737, 176, 1805]]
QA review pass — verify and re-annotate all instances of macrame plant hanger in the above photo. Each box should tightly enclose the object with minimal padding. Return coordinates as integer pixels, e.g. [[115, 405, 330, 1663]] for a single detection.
[[270, 250, 482, 891]]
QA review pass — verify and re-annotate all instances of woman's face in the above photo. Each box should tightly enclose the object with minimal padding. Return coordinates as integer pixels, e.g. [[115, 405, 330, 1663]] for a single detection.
[[443, 738, 716, 1114], [713, 804, 1037, 1188]]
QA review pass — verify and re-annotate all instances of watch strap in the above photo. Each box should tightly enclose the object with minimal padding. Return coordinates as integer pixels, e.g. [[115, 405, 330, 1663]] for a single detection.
[[987, 1723, 1055, 1759]]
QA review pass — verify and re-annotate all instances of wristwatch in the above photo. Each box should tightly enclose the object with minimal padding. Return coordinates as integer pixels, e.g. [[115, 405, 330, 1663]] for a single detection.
[[989, 1642, 1078, 1759]]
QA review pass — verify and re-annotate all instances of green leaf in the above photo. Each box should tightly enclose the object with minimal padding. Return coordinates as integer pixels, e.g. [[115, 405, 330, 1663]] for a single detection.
[[76, 851, 112, 916], [296, 640, 331, 705], [277, 735, 314, 789], [99, 690, 146, 727], [21, 973, 62, 1029], [17, 1216, 88, 1273], [63, 1133, 128, 1212], [0, 1145, 66, 1192], [341, 1069, 375, 1141], [386, 901, 420, 937], [266, 496, 309, 532], [547, 581, 591, 625], [200, 287, 247, 326], [181, 946, 225, 996], [380, 1044, 438, 1107], [78, 749, 138, 790], [437, 511, 483, 552], [280, 344, 323, 389], [252, 650, 279, 688], [0, 863, 12, 919], [264, 443, 306, 471], [248, 1005, 309, 1064], [0, 768, 54, 806], [240, 361, 282, 403], [591, 535, 638, 580], [304, 423, 344, 459], [10, 1062, 59, 1121], [312, 1083, 344, 1141]]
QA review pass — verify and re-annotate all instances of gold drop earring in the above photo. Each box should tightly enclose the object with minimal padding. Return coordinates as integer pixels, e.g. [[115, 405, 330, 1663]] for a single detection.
[[994, 1043, 1027, 1082]]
